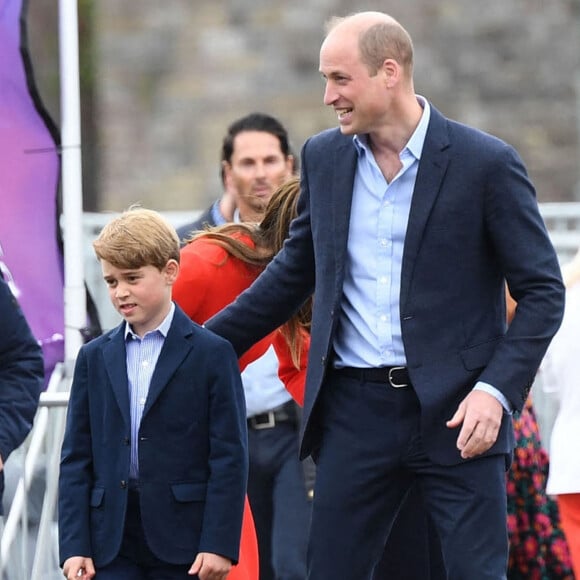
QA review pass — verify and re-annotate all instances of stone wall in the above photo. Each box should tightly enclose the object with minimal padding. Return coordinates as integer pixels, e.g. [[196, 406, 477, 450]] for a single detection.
[[89, 1, 580, 209]]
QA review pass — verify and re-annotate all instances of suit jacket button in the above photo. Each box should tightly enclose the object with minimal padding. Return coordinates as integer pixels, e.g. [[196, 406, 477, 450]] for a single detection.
[[120, 480, 127, 489], [123, 437, 129, 445]]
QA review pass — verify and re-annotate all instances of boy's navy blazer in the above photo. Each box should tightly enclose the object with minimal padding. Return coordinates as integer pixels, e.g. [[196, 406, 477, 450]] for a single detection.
[[207, 105, 565, 465], [59, 305, 248, 568]]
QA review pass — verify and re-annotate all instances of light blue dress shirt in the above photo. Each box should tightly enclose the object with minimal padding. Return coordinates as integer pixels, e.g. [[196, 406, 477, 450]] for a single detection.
[[333, 96, 510, 411], [242, 344, 292, 417], [210, 199, 228, 226], [125, 302, 175, 479]]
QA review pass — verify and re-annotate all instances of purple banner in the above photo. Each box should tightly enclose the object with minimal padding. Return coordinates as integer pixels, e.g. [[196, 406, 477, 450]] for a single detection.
[[0, 0, 64, 379]]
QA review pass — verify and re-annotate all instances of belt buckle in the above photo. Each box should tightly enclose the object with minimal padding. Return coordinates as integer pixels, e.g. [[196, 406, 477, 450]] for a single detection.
[[388, 366, 408, 388], [251, 411, 276, 430]]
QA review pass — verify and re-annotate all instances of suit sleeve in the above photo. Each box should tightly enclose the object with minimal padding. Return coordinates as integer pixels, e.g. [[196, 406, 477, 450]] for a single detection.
[[174, 242, 273, 370], [58, 346, 94, 563], [0, 276, 43, 463], [206, 170, 316, 355], [199, 337, 248, 563], [478, 143, 565, 410]]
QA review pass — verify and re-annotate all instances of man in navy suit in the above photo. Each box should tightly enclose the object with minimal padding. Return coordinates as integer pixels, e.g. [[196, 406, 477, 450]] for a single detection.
[[58, 208, 247, 580], [206, 11, 565, 580], [0, 272, 43, 516]]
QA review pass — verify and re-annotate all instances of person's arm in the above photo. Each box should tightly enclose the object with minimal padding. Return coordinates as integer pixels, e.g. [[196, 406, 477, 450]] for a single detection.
[[0, 276, 43, 467], [58, 346, 94, 565], [173, 241, 272, 369], [206, 180, 315, 354], [479, 144, 565, 407], [198, 336, 248, 565], [448, 143, 565, 459]]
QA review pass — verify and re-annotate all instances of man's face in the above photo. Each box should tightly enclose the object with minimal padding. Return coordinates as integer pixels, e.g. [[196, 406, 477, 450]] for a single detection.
[[224, 130, 294, 222], [319, 26, 390, 136]]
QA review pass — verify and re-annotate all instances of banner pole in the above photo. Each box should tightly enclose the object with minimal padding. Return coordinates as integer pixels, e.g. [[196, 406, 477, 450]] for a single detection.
[[59, 0, 86, 367]]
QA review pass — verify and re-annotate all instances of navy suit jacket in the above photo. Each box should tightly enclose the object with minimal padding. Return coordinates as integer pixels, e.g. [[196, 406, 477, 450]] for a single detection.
[[176, 205, 216, 246], [0, 274, 43, 511], [206, 106, 565, 465], [58, 305, 248, 567]]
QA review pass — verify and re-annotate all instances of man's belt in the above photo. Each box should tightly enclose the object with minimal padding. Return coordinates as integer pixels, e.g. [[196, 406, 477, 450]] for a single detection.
[[247, 401, 297, 430], [335, 366, 411, 388]]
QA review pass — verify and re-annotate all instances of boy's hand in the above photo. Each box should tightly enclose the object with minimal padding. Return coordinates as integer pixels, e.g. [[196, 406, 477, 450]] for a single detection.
[[62, 556, 95, 580], [188, 552, 232, 579]]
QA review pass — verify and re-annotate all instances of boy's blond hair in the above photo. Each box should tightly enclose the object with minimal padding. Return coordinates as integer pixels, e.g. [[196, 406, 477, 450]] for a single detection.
[[93, 207, 180, 270]]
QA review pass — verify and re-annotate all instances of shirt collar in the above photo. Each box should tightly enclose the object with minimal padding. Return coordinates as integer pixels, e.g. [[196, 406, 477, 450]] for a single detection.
[[124, 302, 175, 340], [210, 199, 228, 226], [353, 95, 431, 161]]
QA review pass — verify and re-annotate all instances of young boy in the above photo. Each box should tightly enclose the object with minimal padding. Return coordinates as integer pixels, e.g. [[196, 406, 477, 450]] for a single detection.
[[58, 208, 248, 580]]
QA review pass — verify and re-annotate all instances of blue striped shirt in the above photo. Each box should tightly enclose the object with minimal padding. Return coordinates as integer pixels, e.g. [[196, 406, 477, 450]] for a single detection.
[[124, 303, 175, 479], [242, 345, 292, 417]]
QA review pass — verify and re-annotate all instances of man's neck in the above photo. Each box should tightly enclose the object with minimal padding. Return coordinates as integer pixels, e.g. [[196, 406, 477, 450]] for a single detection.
[[236, 208, 263, 224]]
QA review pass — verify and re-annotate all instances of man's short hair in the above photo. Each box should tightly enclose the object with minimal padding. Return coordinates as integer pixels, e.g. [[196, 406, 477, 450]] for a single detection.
[[220, 113, 294, 174]]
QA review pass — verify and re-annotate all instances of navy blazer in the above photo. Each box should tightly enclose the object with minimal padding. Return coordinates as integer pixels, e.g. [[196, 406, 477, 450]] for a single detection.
[[206, 105, 565, 465], [58, 305, 248, 567], [0, 275, 43, 511]]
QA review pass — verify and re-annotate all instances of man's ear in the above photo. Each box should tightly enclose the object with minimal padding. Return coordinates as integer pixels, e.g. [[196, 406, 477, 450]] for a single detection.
[[286, 155, 295, 177], [382, 58, 400, 89]]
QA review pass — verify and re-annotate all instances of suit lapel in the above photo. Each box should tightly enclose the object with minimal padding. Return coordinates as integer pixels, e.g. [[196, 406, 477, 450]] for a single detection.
[[332, 140, 358, 285], [142, 308, 194, 417], [103, 324, 131, 428], [400, 108, 451, 309]]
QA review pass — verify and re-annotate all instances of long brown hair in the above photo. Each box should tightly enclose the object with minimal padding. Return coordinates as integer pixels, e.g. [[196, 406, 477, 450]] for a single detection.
[[191, 176, 311, 366]]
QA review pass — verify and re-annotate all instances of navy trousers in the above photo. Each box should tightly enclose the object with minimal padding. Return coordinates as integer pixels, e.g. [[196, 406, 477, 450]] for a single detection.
[[372, 483, 446, 580], [308, 372, 508, 580], [247, 412, 311, 580]]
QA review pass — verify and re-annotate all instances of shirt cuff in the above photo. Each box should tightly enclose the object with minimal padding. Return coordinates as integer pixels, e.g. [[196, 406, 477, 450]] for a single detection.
[[473, 381, 512, 414]]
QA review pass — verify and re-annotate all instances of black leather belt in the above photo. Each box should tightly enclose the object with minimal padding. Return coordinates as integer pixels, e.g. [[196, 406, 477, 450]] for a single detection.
[[247, 401, 297, 430], [335, 366, 411, 388]]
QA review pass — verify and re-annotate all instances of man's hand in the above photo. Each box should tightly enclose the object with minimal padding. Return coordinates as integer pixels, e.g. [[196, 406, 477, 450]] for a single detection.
[[189, 552, 232, 579], [62, 556, 95, 580], [446, 390, 503, 459]]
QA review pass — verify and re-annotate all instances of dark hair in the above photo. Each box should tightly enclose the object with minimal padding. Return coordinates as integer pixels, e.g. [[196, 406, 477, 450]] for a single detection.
[[220, 113, 294, 180]]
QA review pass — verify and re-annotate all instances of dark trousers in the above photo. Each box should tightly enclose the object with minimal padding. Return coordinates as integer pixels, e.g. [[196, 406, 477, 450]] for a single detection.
[[308, 372, 508, 580], [96, 486, 192, 580], [372, 483, 446, 580], [247, 410, 311, 580]]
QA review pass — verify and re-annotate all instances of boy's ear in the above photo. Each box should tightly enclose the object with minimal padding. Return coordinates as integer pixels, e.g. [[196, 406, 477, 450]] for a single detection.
[[164, 259, 179, 283]]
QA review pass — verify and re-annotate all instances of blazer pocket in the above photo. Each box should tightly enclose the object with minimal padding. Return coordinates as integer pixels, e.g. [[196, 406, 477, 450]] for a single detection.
[[171, 482, 207, 503], [90, 486, 105, 508], [460, 337, 502, 371]]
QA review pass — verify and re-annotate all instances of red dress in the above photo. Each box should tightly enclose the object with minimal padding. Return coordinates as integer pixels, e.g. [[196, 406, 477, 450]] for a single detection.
[[173, 235, 308, 580]]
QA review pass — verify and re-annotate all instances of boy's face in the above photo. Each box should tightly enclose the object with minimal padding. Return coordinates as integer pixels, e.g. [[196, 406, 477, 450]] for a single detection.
[[101, 259, 178, 337]]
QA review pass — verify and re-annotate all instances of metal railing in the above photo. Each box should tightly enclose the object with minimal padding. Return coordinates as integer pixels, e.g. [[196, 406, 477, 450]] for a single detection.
[[0, 364, 70, 580]]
